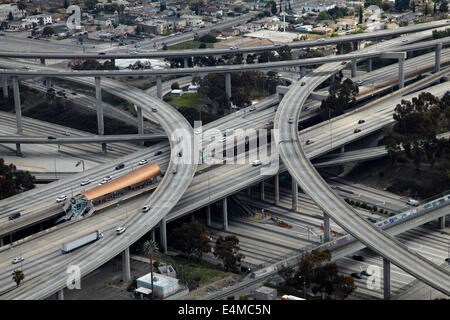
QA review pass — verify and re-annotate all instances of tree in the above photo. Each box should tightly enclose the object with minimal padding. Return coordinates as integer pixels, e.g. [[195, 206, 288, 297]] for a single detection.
[[63, 0, 70, 9], [440, 0, 449, 12], [12, 270, 24, 288], [424, 2, 430, 15], [199, 43, 207, 49], [160, 3, 166, 12], [199, 34, 218, 43], [358, 6, 363, 24], [17, 1, 26, 17], [171, 82, 180, 90], [213, 235, 244, 272], [412, 1, 416, 12], [271, 1, 277, 15], [168, 221, 211, 259], [318, 11, 333, 20], [395, 0, 410, 11], [7, 12, 13, 21], [142, 240, 158, 300], [277, 45, 292, 61], [433, 1, 437, 14], [42, 26, 55, 36], [0, 159, 35, 200], [84, 0, 97, 10], [365, 0, 383, 7], [162, 43, 168, 51], [319, 78, 359, 120]]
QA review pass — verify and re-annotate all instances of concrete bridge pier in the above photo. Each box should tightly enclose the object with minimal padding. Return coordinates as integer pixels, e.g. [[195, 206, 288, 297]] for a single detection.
[[274, 173, 280, 205], [323, 214, 330, 242], [184, 57, 189, 68], [260, 180, 265, 201], [398, 56, 405, 89], [435, 43, 442, 74], [351, 59, 357, 78], [337, 43, 343, 55], [0, 236, 3, 247], [352, 40, 359, 51], [57, 288, 64, 300], [2, 75, 9, 98], [159, 216, 167, 254], [329, 74, 335, 86], [206, 205, 211, 227], [156, 76, 162, 99], [122, 247, 131, 283], [340, 145, 345, 153], [40, 58, 45, 65], [367, 58, 372, 73], [136, 106, 144, 145], [300, 66, 306, 79], [439, 216, 446, 229], [225, 73, 231, 99], [383, 258, 391, 300], [223, 197, 228, 230], [292, 179, 298, 211], [95, 77, 106, 153], [46, 77, 52, 91], [151, 229, 156, 242], [247, 187, 251, 197], [12, 76, 22, 135]]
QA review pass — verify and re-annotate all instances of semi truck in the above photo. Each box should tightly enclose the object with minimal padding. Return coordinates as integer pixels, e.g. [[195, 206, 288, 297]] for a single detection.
[[61, 230, 103, 253]]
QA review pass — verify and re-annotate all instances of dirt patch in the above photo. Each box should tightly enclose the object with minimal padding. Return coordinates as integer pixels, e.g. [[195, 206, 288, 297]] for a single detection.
[[180, 274, 242, 300]]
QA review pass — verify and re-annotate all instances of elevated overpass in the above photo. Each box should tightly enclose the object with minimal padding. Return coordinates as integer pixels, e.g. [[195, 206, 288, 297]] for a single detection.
[[0, 134, 167, 144]]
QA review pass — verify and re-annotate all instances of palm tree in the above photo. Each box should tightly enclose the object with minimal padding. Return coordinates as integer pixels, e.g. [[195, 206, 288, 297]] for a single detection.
[[142, 240, 158, 300], [12, 270, 24, 287]]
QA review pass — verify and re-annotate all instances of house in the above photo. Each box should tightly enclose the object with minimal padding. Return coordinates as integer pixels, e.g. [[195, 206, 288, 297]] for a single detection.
[[366, 5, 381, 22], [0, 4, 22, 22], [199, 7, 223, 17], [181, 14, 203, 27], [171, 89, 184, 96], [24, 14, 52, 25], [114, 24, 136, 36]]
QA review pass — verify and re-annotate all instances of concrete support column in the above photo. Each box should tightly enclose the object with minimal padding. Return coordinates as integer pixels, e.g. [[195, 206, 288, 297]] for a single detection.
[[340, 145, 345, 153], [206, 205, 211, 227], [190, 213, 195, 222], [46, 77, 52, 90], [323, 214, 330, 242], [95, 77, 106, 153], [184, 57, 189, 68], [351, 59, 357, 78], [12, 76, 22, 134], [407, 51, 413, 59], [15, 143, 21, 156], [122, 247, 131, 283], [367, 58, 372, 73], [274, 173, 280, 205], [291, 179, 298, 211], [247, 187, 251, 197], [300, 66, 306, 78], [223, 197, 228, 231], [57, 289, 64, 300], [338, 43, 343, 55], [2, 75, 8, 98], [398, 57, 404, 89], [260, 180, 265, 201], [156, 76, 162, 99], [151, 229, 156, 242], [225, 73, 231, 99], [435, 43, 442, 74], [383, 258, 391, 300], [352, 40, 359, 51], [439, 216, 446, 229], [40, 58, 45, 65], [159, 217, 167, 254], [330, 74, 335, 86], [0, 236, 3, 247], [136, 106, 144, 135]]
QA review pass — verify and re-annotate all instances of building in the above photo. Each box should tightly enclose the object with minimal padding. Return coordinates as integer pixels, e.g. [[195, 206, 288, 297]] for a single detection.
[[0, 4, 21, 22], [170, 89, 184, 96], [114, 24, 136, 36], [181, 14, 204, 27], [136, 272, 180, 298], [253, 286, 277, 300], [157, 265, 176, 278], [24, 14, 52, 25]]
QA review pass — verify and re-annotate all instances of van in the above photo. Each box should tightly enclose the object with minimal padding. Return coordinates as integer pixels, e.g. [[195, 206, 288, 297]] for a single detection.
[[406, 199, 419, 206], [9, 212, 20, 220]]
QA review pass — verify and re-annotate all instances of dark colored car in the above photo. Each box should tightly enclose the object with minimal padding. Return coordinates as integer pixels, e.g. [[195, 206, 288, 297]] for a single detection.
[[154, 151, 162, 156], [351, 272, 363, 279], [47, 136, 57, 139], [361, 270, 372, 276], [354, 128, 362, 133], [9, 212, 21, 220], [358, 119, 365, 124], [352, 255, 364, 261], [115, 163, 125, 170], [300, 82, 306, 86], [367, 217, 377, 223]]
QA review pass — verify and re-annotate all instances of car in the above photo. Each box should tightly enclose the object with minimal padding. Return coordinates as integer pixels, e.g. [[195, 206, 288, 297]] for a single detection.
[[98, 52, 106, 55], [317, 38, 325, 41], [12, 257, 24, 264], [249, 106, 256, 111], [341, 61, 347, 65], [27, 35, 33, 39], [116, 227, 126, 235], [178, 151, 182, 157], [63, 131, 71, 136], [355, 80, 363, 86], [402, 38, 408, 42], [172, 167, 177, 174], [9, 212, 21, 220], [151, 107, 157, 112], [274, 43, 281, 47], [358, 119, 365, 124], [119, 42, 125, 46], [306, 139, 314, 145], [106, 145, 114, 151], [71, 92, 77, 95], [446, 258, 450, 263], [367, 217, 377, 223], [252, 159, 262, 166], [56, 195, 67, 203], [104, 176, 112, 181], [22, 66, 30, 70], [230, 46, 238, 50], [266, 120, 273, 126], [138, 159, 148, 165], [80, 179, 91, 186], [115, 163, 125, 170], [194, 129, 202, 135], [288, 117, 294, 124], [361, 270, 372, 276], [354, 128, 362, 133], [220, 137, 227, 142], [304, 106, 309, 111], [142, 205, 151, 213], [351, 272, 363, 279], [154, 150, 162, 156], [352, 255, 364, 261], [300, 82, 306, 86], [406, 199, 419, 206], [130, 50, 138, 55], [47, 136, 57, 139]]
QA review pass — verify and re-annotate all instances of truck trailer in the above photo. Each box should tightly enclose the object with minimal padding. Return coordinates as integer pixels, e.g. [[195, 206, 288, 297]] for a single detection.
[[61, 230, 103, 253]]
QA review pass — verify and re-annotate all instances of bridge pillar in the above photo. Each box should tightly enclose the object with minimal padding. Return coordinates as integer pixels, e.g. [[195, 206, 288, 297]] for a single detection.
[[2, 75, 8, 98], [46, 77, 52, 91], [434, 43, 442, 74], [136, 106, 144, 144], [337, 43, 343, 55], [95, 77, 106, 153], [190, 213, 195, 222], [367, 58, 372, 73], [260, 180, 265, 201], [40, 58, 45, 65], [439, 216, 446, 229], [351, 59, 357, 78], [383, 258, 391, 300], [156, 76, 162, 99], [292, 179, 298, 211], [159, 216, 167, 254], [247, 187, 251, 197], [329, 74, 335, 86], [407, 51, 413, 59], [184, 57, 189, 68], [323, 214, 330, 242], [300, 66, 306, 79], [12, 76, 23, 135], [398, 56, 405, 89], [122, 247, 131, 283], [0, 236, 3, 247], [206, 205, 211, 227], [340, 145, 345, 153], [225, 73, 231, 99], [152, 229, 156, 242], [15, 143, 22, 156], [57, 288, 64, 300], [274, 173, 280, 205], [223, 197, 228, 231], [352, 40, 359, 51]]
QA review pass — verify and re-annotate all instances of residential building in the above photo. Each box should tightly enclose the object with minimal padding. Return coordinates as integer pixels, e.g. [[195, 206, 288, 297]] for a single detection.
[[24, 14, 52, 25], [0, 4, 21, 22], [181, 14, 204, 27]]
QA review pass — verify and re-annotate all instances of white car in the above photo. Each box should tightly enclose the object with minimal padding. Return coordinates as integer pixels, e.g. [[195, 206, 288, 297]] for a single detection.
[[56, 195, 67, 203], [402, 38, 408, 42], [12, 257, 24, 264], [317, 38, 325, 42], [138, 159, 148, 165], [252, 159, 262, 166], [306, 139, 314, 145], [194, 129, 202, 135], [288, 117, 294, 124], [103, 175, 112, 181], [249, 106, 256, 111], [80, 179, 91, 186], [220, 137, 227, 142], [116, 227, 126, 235], [142, 205, 151, 213]]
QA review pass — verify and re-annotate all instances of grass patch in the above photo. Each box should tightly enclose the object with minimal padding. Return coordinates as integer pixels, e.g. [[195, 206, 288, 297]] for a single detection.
[[167, 41, 214, 50], [164, 92, 205, 109]]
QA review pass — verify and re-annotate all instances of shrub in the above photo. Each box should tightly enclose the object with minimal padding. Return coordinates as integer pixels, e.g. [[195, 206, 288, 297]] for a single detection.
[[239, 295, 248, 300], [153, 260, 160, 269], [227, 296, 235, 300]]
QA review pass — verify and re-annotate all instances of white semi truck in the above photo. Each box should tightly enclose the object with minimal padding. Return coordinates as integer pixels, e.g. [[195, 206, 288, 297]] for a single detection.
[[61, 230, 103, 253]]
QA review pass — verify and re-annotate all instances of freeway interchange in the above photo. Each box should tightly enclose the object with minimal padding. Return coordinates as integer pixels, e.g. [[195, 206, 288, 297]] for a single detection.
[[0, 20, 449, 299]]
